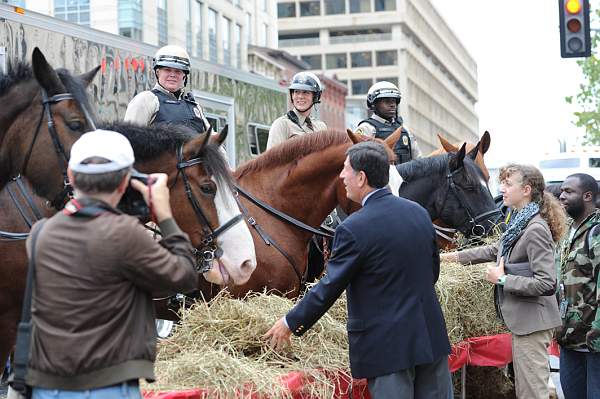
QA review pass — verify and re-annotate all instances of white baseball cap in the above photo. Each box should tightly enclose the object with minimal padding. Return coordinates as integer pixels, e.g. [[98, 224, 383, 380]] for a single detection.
[[69, 129, 135, 174]]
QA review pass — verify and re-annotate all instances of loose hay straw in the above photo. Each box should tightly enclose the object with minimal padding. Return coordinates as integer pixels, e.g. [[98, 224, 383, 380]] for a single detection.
[[145, 254, 508, 396]]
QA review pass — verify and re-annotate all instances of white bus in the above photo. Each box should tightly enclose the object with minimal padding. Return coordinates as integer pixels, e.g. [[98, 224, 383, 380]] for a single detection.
[[539, 148, 600, 185]]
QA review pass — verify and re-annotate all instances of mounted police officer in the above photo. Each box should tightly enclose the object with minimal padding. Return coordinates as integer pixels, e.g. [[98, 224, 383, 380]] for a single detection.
[[267, 71, 327, 150], [124, 45, 210, 133], [355, 81, 421, 164]]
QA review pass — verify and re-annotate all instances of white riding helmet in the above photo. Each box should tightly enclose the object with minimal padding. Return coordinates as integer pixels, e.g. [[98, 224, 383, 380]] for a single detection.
[[367, 81, 401, 110], [289, 71, 323, 104], [153, 45, 191, 73]]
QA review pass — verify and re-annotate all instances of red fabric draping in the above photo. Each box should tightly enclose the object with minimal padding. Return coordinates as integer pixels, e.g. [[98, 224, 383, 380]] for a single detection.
[[143, 334, 562, 399]]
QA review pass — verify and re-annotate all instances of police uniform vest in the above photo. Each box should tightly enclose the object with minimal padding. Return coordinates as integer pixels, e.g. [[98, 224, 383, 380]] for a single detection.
[[360, 116, 412, 164], [151, 89, 207, 133]]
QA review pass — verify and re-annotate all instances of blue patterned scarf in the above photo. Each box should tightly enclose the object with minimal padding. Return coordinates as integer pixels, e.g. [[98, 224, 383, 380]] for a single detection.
[[500, 202, 540, 257]]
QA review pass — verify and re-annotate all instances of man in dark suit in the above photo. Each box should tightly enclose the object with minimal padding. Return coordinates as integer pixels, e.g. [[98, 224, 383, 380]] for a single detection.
[[264, 141, 451, 398]]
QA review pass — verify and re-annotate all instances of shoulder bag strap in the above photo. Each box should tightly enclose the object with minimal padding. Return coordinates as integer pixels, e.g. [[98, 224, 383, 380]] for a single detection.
[[12, 219, 47, 393]]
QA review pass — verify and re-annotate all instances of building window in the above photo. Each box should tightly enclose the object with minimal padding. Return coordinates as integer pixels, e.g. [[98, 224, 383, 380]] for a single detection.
[[185, 0, 193, 54], [262, 0, 268, 12], [235, 24, 242, 68], [222, 16, 231, 66], [54, 0, 90, 26], [351, 51, 372, 68], [3, 0, 25, 7], [324, 0, 345, 14], [351, 79, 372, 95], [246, 12, 253, 45], [118, 0, 143, 41], [375, 0, 396, 11], [376, 50, 397, 66], [377, 77, 398, 86], [248, 124, 270, 156], [301, 54, 322, 69], [277, 2, 295, 18], [326, 53, 347, 69], [260, 23, 268, 46], [349, 0, 370, 13], [157, 0, 168, 46], [208, 8, 218, 62], [300, 0, 320, 16], [193, 1, 203, 58]]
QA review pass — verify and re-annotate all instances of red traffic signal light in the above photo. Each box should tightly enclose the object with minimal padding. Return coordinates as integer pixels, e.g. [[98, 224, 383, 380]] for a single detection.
[[559, 0, 591, 58]]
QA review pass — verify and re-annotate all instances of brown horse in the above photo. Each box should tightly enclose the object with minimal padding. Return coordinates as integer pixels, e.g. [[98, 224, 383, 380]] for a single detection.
[[0, 51, 256, 374], [220, 130, 500, 298]]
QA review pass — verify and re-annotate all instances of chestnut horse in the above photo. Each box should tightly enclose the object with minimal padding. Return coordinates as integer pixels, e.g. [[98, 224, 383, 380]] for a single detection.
[[219, 130, 501, 298], [0, 50, 256, 374]]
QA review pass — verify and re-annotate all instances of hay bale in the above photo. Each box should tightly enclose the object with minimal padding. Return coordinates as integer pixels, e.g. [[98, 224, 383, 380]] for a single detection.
[[145, 257, 509, 396]]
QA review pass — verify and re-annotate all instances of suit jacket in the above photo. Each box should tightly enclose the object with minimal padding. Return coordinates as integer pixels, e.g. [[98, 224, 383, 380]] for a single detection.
[[458, 214, 562, 335], [286, 189, 451, 379]]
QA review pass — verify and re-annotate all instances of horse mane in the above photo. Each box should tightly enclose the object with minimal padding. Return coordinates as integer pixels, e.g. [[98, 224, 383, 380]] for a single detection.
[[0, 62, 96, 122], [397, 153, 480, 186], [0, 62, 33, 96], [99, 122, 234, 189], [235, 130, 350, 179]]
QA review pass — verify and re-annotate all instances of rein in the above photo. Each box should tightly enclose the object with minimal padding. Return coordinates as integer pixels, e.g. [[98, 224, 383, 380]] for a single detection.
[[234, 183, 334, 290]]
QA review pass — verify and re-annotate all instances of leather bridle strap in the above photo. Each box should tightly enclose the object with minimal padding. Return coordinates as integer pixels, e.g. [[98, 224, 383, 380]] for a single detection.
[[234, 184, 334, 238]]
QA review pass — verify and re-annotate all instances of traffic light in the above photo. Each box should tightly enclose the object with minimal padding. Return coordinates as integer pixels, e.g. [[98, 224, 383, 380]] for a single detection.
[[559, 0, 591, 58]]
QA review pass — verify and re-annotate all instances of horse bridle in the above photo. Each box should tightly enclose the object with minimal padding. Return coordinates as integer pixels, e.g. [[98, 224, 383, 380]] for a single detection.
[[174, 144, 244, 273], [435, 166, 502, 240], [20, 88, 97, 210]]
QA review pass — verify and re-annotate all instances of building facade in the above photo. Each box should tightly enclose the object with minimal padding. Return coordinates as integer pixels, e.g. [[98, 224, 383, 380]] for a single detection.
[[276, 0, 479, 153], [248, 45, 347, 132], [18, 0, 278, 71]]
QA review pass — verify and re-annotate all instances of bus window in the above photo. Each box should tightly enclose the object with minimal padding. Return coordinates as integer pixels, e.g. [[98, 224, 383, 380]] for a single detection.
[[589, 158, 600, 168], [539, 158, 580, 168]]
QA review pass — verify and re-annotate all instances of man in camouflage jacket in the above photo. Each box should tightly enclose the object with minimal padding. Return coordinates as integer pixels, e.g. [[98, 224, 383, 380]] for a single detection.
[[557, 173, 600, 399]]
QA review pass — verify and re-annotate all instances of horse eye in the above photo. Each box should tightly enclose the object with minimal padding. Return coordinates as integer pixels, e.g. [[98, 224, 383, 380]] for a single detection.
[[67, 120, 83, 131], [199, 183, 216, 195]]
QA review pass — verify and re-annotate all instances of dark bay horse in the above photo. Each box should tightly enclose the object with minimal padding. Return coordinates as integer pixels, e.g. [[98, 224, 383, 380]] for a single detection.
[[222, 130, 500, 298], [0, 51, 256, 374], [0, 48, 99, 206]]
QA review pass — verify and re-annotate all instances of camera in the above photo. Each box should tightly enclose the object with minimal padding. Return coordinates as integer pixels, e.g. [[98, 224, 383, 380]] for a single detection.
[[118, 169, 154, 217]]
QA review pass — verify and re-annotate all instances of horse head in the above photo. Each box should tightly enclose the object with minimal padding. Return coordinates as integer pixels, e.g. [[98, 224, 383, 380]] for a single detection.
[[398, 144, 501, 239], [432, 131, 491, 181], [101, 122, 257, 288], [0, 47, 99, 206]]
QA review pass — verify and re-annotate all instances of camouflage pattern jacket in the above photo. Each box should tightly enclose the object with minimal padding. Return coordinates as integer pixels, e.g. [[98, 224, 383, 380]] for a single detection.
[[556, 210, 600, 351]]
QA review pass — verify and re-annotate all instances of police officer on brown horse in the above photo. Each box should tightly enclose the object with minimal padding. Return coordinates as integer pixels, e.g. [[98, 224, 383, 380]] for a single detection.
[[125, 45, 210, 132], [355, 81, 421, 163]]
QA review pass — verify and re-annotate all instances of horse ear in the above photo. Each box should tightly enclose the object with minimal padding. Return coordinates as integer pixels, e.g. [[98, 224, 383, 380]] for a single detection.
[[185, 131, 210, 158], [480, 131, 491, 155], [467, 142, 481, 160], [438, 133, 458, 152], [383, 127, 402, 149], [77, 65, 101, 88], [347, 128, 361, 144], [450, 143, 467, 171], [32, 47, 66, 96], [210, 124, 228, 146]]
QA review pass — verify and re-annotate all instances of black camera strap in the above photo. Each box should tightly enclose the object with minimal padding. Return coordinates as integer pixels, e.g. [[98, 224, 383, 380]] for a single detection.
[[11, 219, 47, 396], [63, 198, 121, 218]]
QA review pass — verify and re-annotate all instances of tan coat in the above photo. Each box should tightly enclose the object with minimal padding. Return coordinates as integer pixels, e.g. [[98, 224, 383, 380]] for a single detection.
[[458, 214, 562, 335], [266, 108, 327, 150]]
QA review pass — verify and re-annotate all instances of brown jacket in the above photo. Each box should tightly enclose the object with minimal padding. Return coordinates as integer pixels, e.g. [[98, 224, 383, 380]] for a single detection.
[[25, 207, 197, 389], [458, 214, 561, 335]]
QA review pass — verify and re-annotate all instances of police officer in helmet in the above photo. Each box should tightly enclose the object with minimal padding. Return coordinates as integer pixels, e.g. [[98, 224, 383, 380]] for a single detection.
[[124, 45, 210, 133], [267, 71, 327, 150], [355, 81, 421, 164]]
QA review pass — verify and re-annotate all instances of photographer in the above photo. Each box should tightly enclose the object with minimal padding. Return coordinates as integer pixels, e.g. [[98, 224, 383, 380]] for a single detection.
[[25, 130, 197, 398]]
